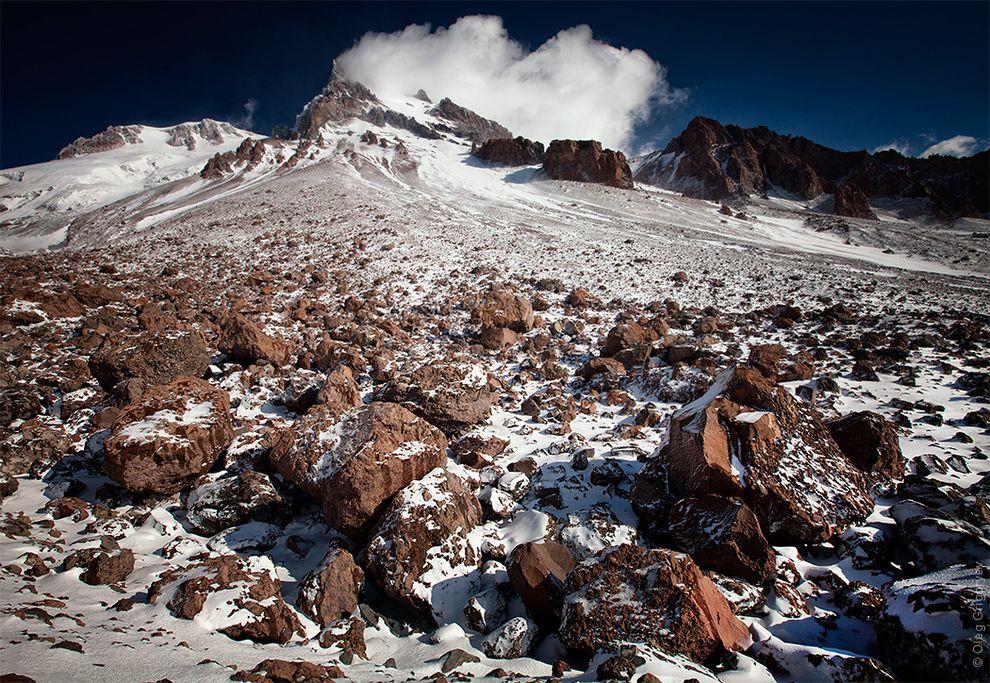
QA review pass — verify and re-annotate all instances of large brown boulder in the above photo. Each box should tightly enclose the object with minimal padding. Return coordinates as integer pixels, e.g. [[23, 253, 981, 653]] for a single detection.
[[668, 495, 775, 583], [602, 322, 660, 357], [380, 360, 496, 434], [89, 329, 210, 397], [148, 555, 303, 644], [633, 365, 874, 544], [295, 548, 364, 628], [269, 402, 447, 539], [559, 545, 750, 664], [544, 140, 634, 189], [507, 541, 575, 628], [471, 285, 534, 333], [365, 468, 481, 621], [103, 377, 233, 494], [217, 311, 291, 365], [827, 411, 904, 479], [473, 136, 545, 165], [185, 470, 288, 536]]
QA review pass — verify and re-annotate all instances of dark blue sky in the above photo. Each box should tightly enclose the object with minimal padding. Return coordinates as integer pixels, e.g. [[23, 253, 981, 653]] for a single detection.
[[2, 1, 987, 167]]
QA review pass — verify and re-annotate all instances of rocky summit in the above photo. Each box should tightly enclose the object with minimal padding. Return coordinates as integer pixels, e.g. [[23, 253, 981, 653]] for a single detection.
[[0, 44, 987, 683]]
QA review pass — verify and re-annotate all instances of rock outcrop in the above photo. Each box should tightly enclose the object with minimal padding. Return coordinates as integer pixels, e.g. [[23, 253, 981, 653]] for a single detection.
[[559, 545, 750, 663], [103, 377, 233, 494], [365, 468, 481, 621], [635, 116, 988, 221], [295, 76, 378, 139], [57, 125, 143, 159], [430, 98, 512, 143], [544, 140, 634, 189], [269, 402, 447, 539], [473, 137, 545, 165], [632, 365, 875, 544]]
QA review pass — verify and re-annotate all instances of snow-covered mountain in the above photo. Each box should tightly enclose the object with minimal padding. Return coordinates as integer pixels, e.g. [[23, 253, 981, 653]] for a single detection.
[[0, 119, 258, 251]]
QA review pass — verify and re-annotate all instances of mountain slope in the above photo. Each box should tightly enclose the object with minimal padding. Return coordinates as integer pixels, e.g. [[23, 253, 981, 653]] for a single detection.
[[0, 120, 258, 251]]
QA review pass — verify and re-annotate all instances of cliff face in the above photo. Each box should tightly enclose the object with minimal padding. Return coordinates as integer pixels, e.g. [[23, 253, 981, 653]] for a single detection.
[[636, 117, 988, 220]]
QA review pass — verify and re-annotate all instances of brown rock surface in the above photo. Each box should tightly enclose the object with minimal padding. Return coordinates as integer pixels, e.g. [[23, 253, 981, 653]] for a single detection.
[[269, 402, 447, 539], [103, 377, 233, 494], [507, 541, 575, 628], [559, 545, 750, 663], [544, 140, 634, 189], [295, 548, 364, 627], [89, 329, 210, 397]]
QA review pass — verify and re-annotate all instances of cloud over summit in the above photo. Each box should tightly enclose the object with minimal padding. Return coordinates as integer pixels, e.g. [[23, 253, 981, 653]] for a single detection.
[[334, 15, 683, 151]]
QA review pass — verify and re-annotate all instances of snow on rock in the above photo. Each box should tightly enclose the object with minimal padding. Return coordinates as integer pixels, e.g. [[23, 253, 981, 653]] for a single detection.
[[365, 468, 482, 622], [103, 376, 233, 493], [269, 401, 447, 539]]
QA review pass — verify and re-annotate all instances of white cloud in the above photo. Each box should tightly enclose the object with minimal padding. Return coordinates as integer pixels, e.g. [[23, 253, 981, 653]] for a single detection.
[[235, 98, 259, 129], [920, 134, 986, 158], [872, 139, 912, 155], [334, 15, 684, 151]]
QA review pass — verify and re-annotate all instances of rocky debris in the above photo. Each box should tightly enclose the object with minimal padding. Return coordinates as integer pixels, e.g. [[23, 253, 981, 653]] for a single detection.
[[543, 140, 634, 189], [185, 470, 288, 536], [506, 541, 575, 628], [889, 499, 990, 572], [481, 617, 537, 659], [296, 75, 378, 138], [430, 98, 512, 143], [833, 182, 878, 220], [57, 125, 143, 159], [295, 548, 364, 628], [473, 137, 545, 166], [876, 564, 989, 682], [380, 361, 495, 434], [441, 648, 480, 673], [635, 115, 989, 221], [633, 365, 874, 544], [62, 545, 134, 585], [148, 555, 303, 644], [602, 322, 661, 358], [89, 329, 210, 400], [269, 402, 447, 539], [470, 285, 534, 333], [827, 411, 904, 480], [746, 343, 814, 383], [232, 659, 345, 682], [217, 311, 291, 366], [282, 366, 362, 416], [560, 545, 749, 663], [103, 377, 233, 494], [668, 495, 775, 583], [0, 418, 70, 477], [366, 469, 481, 620]]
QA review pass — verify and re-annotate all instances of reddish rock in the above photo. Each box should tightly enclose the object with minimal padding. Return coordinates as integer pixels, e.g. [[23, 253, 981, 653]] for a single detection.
[[602, 323, 660, 357], [103, 377, 233, 494], [0, 418, 70, 477], [269, 402, 447, 539], [834, 182, 878, 220], [668, 495, 775, 583], [634, 365, 873, 544], [89, 329, 210, 397], [580, 357, 627, 381], [507, 541, 575, 628], [295, 548, 364, 627], [559, 545, 750, 663], [544, 140, 634, 189], [471, 285, 534, 333], [366, 469, 481, 620], [479, 325, 518, 350], [827, 411, 904, 479], [62, 547, 135, 585], [380, 360, 495, 434], [149, 555, 303, 644], [473, 137, 545, 165], [233, 659, 346, 682], [217, 311, 291, 365]]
